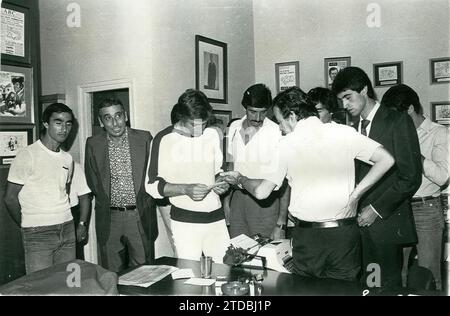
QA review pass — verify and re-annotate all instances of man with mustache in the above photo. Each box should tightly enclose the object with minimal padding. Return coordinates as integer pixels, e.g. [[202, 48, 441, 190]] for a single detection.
[[226, 83, 288, 240], [5, 103, 76, 273]]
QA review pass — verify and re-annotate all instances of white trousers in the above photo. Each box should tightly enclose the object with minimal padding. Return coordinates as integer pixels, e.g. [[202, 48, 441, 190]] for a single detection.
[[171, 219, 230, 263]]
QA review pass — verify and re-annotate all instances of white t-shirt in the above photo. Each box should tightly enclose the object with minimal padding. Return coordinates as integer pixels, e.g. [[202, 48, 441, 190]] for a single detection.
[[69, 161, 91, 207], [227, 116, 282, 183], [8, 140, 73, 227], [146, 127, 223, 212], [272, 117, 381, 222]]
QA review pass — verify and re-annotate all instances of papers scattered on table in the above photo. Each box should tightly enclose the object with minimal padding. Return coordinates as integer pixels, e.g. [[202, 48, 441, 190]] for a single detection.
[[184, 278, 216, 286], [119, 265, 178, 288], [171, 269, 195, 280]]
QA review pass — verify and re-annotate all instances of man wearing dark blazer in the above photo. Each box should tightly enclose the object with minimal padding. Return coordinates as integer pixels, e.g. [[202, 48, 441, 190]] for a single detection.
[[85, 98, 157, 273], [333, 67, 422, 291]]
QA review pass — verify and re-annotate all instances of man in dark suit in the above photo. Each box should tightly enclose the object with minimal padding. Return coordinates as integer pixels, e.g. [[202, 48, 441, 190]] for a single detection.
[[333, 67, 422, 291], [85, 98, 157, 272]]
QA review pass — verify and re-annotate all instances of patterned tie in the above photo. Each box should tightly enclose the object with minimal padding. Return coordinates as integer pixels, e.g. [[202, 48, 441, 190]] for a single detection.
[[361, 119, 370, 136]]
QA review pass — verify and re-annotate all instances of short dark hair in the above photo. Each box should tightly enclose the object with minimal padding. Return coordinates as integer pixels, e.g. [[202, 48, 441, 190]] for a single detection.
[[241, 83, 272, 109], [307, 87, 338, 113], [273, 86, 318, 120], [12, 77, 24, 86], [98, 98, 124, 115], [175, 89, 212, 121], [381, 84, 422, 115], [332, 66, 376, 100], [42, 103, 74, 124]]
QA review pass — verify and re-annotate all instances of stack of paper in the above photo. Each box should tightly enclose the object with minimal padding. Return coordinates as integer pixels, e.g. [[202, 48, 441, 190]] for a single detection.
[[119, 265, 178, 288]]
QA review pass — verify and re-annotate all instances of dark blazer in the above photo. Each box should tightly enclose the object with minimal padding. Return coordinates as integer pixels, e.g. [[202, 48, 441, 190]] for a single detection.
[[84, 128, 158, 260], [357, 105, 422, 244]]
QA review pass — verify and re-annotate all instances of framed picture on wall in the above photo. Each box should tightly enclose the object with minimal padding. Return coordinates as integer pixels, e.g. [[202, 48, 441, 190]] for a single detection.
[[212, 109, 232, 130], [324, 57, 351, 87], [0, 64, 34, 124], [431, 101, 450, 125], [195, 35, 228, 104], [430, 57, 450, 84], [0, 126, 33, 167], [275, 61, 300, 94], [373, 61, 403, 87], [1, 2, 31, 65]]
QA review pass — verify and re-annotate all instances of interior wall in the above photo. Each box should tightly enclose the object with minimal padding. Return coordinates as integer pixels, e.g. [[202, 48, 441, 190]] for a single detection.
[[39, 0, 254, 162], [253, 0, 450, 116]]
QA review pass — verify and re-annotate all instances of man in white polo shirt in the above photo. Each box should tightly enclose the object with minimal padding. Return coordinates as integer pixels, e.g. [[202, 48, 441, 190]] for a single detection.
[[222, 87, 395, 281], [5, 103, 75, 274], [226, 83, 288, 240]]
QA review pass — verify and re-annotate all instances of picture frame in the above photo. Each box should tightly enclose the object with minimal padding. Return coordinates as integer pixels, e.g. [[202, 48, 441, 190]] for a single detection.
[[430, 57, 450, 84], [1, 2, 31, 65], [0, 125, 33, 167], [195, 35, 228, 104], [0, 64, 34, 124], [431, 101, 450, 125], [275, 61, 300, 94], [212, 109, 232, 130], [324, 57, 351, 87], [373, 61, 403, 87]]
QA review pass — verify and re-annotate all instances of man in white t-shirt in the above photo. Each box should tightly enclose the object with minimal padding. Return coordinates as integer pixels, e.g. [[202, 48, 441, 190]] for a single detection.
[[5, 103, 75, 274], [222, 87, 395, 281]]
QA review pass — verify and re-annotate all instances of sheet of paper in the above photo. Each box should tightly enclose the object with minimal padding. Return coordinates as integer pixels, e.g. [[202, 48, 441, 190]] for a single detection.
[[184, 278, 216, 286], [229, 234, 260, 254], [119, 265, 178, 288], [171, 268, 195, 280]]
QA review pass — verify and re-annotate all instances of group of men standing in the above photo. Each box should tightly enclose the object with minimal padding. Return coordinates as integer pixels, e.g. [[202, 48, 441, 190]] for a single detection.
[[4, 65, 448, 293]]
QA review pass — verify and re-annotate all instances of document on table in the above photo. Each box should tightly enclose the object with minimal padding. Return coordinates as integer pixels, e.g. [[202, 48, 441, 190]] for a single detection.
[[184, 278, 216, 286], [171, 268, 195, 280], [119, 265, 178, 288], [230, 234, 260, 254]]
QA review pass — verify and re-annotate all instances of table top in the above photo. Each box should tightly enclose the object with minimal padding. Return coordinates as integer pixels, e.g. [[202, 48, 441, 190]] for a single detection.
[[118, 256, 364, 296]]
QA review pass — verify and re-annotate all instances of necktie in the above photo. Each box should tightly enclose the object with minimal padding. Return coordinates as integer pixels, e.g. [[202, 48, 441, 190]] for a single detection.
[[361, 119, 370, 136]]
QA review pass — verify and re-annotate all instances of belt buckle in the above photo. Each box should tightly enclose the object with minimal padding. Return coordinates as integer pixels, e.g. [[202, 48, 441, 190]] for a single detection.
[[118, 206, 127, 212]]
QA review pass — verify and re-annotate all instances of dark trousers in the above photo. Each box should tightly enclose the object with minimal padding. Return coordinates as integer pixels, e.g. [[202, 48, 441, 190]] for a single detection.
[[292, 224, 361, 281], [71, 205, 85, 260], [360, 228, 403, 291]]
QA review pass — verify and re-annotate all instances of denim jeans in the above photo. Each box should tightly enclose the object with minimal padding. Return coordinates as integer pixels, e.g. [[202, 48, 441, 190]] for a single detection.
[[412, 197, 444, 290], [22, 220, 76, 274]]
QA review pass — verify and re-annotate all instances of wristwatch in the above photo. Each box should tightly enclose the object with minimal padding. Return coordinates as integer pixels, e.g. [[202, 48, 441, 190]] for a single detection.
[[79, 221, 87, 227], [276, 223, 286, 230]]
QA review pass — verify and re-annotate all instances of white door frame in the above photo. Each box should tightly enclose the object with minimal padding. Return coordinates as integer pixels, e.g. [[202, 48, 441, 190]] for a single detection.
[[77, 78, 135, 263]]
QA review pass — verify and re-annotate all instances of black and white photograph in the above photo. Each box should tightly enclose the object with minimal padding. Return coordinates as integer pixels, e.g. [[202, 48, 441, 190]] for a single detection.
[[0, 128, 32, 166], [0, 0, 448, 299], [431, 102, 450, 125], [324, 57, 351, 87], [0, 65, 33, 123], [373, 61, 403, 87], [275, 61, 299, 94], [430, 57, 450, 84], [195, 35, 227, 103]]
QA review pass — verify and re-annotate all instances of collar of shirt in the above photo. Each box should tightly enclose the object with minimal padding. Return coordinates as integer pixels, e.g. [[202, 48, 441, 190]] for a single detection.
[[359, 101, 380, 135], [417, 116, 433, 134], [292, 116, 322, 134], [107, 128, 129, 148]]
